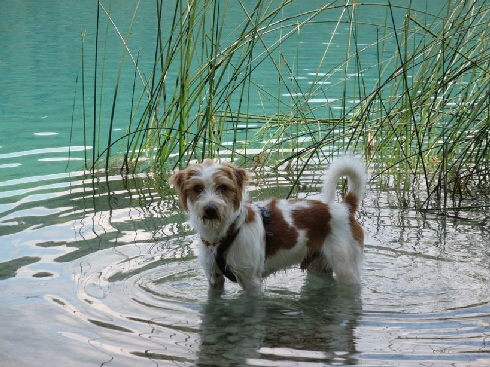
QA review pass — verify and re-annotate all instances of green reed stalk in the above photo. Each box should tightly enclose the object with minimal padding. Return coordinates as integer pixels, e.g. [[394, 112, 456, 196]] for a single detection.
[[79, 0, 490, 211], [93, 0, 100, 173], [96, 0, 112, 161], [101, 0, 141, 171], [80, 30, 87, 170]]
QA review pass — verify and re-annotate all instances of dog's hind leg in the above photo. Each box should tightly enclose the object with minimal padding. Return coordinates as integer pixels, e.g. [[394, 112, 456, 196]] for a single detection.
[[323, 239, 363, 285], [301, 251, 334, 279]]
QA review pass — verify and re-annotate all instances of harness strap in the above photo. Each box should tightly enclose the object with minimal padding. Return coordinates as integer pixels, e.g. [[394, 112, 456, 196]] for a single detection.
[[214, 225, 240, 283], [212, 205, 273, 284], [258, 205, 273, 241]]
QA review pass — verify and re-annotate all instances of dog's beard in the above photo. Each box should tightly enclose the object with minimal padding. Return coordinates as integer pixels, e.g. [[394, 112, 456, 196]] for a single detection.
[[197, 208, 224, 229], [201, 217, 222, 228], [198, 201, 226, 228]]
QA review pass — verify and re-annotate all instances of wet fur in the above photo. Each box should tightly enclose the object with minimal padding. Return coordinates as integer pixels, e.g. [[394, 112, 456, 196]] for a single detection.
[[169, 157, 366, 296]]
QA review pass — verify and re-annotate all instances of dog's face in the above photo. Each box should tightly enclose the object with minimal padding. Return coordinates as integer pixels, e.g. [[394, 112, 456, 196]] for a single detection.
[[169, 159, 248, 227]]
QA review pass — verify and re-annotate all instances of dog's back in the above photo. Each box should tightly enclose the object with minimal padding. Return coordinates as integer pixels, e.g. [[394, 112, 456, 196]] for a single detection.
[[260, 157, 367, 283]]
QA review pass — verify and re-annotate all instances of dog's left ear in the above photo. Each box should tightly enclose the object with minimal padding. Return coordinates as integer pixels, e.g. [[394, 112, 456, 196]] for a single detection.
[[224, 163, 249, 191], [234, 166, 249, 191], [168, 170, 183, 189], [169, 170, 189, 211], [223, 163, 249, 210]]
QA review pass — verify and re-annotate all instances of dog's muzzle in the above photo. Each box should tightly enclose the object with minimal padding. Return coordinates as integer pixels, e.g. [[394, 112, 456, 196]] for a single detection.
[[202, 203, 220, 220]]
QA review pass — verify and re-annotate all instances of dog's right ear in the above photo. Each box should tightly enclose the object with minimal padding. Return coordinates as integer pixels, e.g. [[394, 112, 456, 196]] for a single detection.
[[169, 170, 188, 211]]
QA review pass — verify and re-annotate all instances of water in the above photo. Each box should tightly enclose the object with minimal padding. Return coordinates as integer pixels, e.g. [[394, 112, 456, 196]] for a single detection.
[[2, 1, 490, 366], [1, 172, 490, 366]]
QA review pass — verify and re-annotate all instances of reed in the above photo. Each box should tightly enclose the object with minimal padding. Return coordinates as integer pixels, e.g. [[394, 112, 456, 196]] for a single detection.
[[79, 0, 490, 211]]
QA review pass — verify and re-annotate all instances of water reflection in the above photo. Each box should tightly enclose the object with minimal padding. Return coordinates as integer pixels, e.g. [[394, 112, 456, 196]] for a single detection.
[[198, 275, 362, 366], [1, 172, 490, 366]]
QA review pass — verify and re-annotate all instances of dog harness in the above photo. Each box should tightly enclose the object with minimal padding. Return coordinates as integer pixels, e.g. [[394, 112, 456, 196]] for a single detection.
[[214, 224, 240, 283], [211, 205, 272, 283], [258, 205, 273, 240]]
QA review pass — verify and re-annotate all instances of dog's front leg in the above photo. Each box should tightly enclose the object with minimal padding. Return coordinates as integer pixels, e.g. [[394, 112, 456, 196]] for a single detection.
[[207, 270, 225, 294], [237, 276, 263, 297], [200, 245, 225, 294]]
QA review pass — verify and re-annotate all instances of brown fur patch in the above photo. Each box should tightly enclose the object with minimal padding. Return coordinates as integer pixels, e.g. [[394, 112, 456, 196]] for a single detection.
[[265, 199, 299, 257], [220, 163, 248, 210], [245, 204, 256, 224], [223, 163, 248, 192], [343, 192, 364, 248], [212, 169, 239, 209], [169, 164, 204, 211], [292, 200, 331, 252], [343, 192, 358, 214], [350, 218, 364, 249]]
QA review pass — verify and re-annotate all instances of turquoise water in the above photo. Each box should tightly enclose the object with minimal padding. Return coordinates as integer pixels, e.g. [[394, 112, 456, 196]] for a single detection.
[[2, 1, 490, 366], [0, 0, 426, 177]]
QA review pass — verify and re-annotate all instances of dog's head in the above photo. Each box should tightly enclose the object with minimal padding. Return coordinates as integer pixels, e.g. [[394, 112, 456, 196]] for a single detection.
[[169, 159, 249, 227]]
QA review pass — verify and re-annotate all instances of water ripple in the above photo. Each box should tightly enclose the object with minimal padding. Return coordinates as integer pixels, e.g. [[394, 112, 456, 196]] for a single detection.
[[1, 173, 490, 366]]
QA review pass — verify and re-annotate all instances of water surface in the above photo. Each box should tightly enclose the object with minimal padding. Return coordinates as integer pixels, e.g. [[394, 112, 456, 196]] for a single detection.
[[1, 172, 490, 366], [1, 1, 489, 366]]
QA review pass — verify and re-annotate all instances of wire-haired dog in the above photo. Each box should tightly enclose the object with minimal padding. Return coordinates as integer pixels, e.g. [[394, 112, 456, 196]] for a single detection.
[[170, 157, 366, 296]]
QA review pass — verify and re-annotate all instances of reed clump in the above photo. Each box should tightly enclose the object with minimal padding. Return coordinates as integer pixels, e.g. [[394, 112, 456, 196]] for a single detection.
[[79, 0, 490, 211]]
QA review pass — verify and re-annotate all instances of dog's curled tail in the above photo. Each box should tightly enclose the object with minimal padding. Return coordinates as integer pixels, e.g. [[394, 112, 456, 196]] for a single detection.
[[322, 156, 366, 212]]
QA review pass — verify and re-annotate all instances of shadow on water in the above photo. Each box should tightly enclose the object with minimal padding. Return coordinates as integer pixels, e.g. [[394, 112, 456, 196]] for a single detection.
[[197, 277, 362, 366]]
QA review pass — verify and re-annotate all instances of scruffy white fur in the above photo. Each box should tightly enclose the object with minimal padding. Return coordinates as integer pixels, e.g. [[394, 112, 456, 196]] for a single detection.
[[170, 157, 366, 296]]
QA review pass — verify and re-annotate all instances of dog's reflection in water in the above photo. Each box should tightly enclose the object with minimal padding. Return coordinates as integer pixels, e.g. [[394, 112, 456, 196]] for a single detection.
[[196, 275, 362, 367]]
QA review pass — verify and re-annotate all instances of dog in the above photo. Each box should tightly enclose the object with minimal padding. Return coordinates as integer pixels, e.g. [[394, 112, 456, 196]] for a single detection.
[[169, 157, 366, 296]]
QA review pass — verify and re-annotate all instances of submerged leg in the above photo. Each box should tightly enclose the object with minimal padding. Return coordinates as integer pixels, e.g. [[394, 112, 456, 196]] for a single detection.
[[237, 276, 263, 297], [301, 251, 334, 279], [207, 271, 225, 294]]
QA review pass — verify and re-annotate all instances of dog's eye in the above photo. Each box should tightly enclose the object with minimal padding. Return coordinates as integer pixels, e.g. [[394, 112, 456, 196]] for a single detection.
[[216, 185, 227, 193], [193, 185, 203, 194]]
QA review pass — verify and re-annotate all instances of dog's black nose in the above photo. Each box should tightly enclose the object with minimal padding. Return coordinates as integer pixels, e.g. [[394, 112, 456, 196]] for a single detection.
[[203, 203, 219, 220]]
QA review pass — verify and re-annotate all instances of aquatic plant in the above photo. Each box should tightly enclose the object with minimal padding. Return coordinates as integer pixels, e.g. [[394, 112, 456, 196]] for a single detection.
[[77, 0, 490, 211]]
